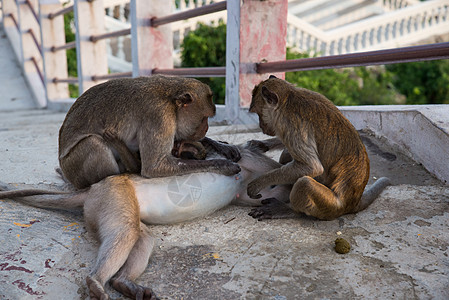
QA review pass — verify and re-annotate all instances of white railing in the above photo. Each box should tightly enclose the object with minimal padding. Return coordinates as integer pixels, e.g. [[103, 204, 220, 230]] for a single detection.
[[287, 0, 449, 55], [382, 0, 420, 11]]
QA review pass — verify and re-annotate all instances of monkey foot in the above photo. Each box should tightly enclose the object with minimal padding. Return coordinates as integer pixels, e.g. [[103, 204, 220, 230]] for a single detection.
[[111, 278, 159, 300], [86, 276, 110, 300], [248, 198, 298, 221]]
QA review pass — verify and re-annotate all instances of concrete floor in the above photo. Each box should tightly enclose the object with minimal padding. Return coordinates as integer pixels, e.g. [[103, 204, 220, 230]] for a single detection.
[[0, 28, 448, 300]]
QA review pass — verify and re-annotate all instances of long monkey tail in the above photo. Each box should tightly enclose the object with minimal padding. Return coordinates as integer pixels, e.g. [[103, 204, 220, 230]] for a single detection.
[[354, 177, 391, 212], [0, 182, 86, 210]]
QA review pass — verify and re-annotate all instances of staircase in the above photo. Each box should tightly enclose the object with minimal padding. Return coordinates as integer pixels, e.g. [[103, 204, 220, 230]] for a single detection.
[[286, 0, 449, 55]]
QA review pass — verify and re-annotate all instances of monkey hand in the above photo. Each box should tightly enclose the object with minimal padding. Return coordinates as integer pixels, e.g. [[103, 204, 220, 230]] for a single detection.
[[245, 139, 270, 153], [247, 180, 263, 199], [214, 160, 241, 176], [201, 137, 241, 162], [219, 143, 241, 162]]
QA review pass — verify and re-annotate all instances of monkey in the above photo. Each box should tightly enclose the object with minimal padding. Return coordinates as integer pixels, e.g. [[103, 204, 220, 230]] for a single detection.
[[0, 142, 290, 299], [246, 75, 391, 221], [58, 75, 241, 189]]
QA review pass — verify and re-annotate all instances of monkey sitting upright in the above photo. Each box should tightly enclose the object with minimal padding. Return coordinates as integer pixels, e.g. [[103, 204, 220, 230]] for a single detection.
[[247, 75, 390, 221], [0, 142, 290, 300], [58, 75, 241, 189]]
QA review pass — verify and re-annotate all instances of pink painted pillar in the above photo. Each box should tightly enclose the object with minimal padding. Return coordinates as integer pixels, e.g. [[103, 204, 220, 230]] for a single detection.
[[130, 0, 173, 76], [239, 0, 288, 107]]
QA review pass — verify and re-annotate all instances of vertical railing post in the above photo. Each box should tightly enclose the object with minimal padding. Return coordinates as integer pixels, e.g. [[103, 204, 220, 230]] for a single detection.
[[39, 0, 69, 103], [73, 0, 108, 94], [130, 0, 173, 77], [17, 0, 46, 107], [239, 0, 288, 108], [225, 0, 241, 123]]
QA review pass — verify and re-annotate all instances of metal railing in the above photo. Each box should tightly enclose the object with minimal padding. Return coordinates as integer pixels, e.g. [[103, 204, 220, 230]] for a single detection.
[[1, 0, 449, 123]]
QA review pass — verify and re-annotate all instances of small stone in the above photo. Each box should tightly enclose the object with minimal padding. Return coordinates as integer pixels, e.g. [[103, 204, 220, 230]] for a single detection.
[[335, 238, 351, 254]]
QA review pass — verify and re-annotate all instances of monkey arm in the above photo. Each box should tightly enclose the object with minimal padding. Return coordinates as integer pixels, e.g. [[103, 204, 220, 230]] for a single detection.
[[247, 159, 323, 199], [245, 138, 284, 152], [141, 154, 240, 178], [103, 130, 141, 173], [200, 137, 241, 162]]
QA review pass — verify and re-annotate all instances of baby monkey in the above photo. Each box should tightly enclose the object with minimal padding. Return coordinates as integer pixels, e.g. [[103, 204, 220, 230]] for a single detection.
[[247, 75, 390, 221], [0, 142, 289, 300]]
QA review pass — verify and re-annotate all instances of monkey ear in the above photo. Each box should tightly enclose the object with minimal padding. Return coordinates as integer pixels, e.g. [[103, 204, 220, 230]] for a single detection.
[[269, 75, 277, 79], [176, 93, 193, 107], [261, 86, 279, 106]]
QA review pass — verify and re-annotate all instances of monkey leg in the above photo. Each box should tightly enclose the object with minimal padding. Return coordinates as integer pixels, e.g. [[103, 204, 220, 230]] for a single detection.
[[86, 225, 141, 300], [279, 149, 292, 165], [290, 176, 344, 220], [60, 135, 120, 189], [110, 224, 158, 300], [248, 198, 299, 221]]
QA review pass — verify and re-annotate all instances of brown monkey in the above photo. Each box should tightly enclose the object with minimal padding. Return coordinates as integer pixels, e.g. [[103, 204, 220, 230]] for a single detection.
[[0, 143, 289, 299], [247, 75, 391, 221], [58, 75, 241, 189]]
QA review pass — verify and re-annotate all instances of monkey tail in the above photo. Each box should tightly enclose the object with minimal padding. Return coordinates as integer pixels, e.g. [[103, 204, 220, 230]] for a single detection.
[[354, 177, 391, 212], [0, 182, 86, 210]]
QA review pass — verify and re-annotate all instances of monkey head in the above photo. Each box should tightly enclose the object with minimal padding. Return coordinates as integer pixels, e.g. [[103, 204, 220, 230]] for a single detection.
[[174, 79, 216, 141], [249, 75, 287, 136]]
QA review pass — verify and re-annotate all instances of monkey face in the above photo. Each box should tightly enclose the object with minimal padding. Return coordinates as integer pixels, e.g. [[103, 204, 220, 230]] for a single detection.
[[259, 115, 276, 136], [250, 83, 276, 136], [175, 84, 215, 141]]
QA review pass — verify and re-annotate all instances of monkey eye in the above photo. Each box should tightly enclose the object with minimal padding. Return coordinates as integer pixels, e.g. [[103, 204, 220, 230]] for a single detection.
[[270, 185, 277, 189]]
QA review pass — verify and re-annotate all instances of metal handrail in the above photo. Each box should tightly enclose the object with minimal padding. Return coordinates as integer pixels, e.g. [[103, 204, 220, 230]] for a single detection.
[[6, 14, 20, 31], [150, 1, 227, 27], [53, 77, 78, 84], [30, 57, 44, 84], [152, 67, 226, 77], [90, 28, 131, 42], [257, 42, 449, 73], [24, 0, 40, 24], [51, 41, 76, 52], [91, 72, 132, 81], [47, 5, 73, 19], [27, 29, 42, 55]]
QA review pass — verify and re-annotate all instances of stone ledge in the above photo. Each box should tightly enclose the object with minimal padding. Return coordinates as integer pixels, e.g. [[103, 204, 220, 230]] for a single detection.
[[341, 105, 449, 184]]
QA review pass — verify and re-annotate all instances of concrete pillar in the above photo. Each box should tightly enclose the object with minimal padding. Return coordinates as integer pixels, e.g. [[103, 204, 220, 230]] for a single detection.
[[17, 0, 46, 107], [39, 0, 69, 102], [239, 0, 288, 107], [225, 0, 241, 122], [74, 0, 108, 93], [2, 0, 22, 60], [130, 0, 173, 76]]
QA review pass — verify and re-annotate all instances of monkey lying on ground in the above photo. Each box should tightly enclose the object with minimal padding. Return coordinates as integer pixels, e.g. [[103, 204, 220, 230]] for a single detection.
[[58, 75, 241, 189], [0, 143, 289, 300], [247, 75, 391, 221]]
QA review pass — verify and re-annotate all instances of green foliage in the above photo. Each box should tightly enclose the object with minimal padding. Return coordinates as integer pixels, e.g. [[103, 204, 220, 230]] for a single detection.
[[180, 21, 227, 104], [285, 50, 398, 106], [386, 60, 449, 104], [179, 22, 449, 106], [64, 11, 79, 98]]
